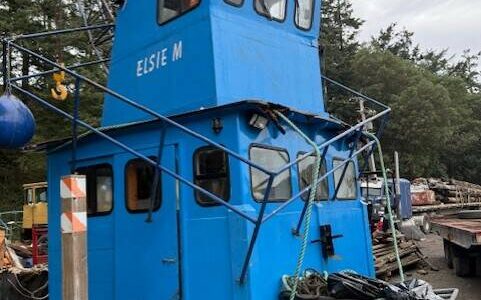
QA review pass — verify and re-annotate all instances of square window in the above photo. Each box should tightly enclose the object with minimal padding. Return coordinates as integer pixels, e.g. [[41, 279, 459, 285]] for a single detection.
[[76, 164, 113, 216], [255, 0, 286, 22], [194, 147, 230, 206], [126, 158, 161, 212], [333, 159, 357, 200], [297, 153, 328, 200], [250, 145, 292, 201], [158, 0, 200, 25]]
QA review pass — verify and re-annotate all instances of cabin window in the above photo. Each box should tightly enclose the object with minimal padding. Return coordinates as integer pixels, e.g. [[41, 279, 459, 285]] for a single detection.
[[224, 0, 243, 6], [76, 164, 114, 216], [158, 0, 200, 25], [297, 153, 328, 200], [333, 159, 357, 200], [255, 0, 286, 22], [250, 145, 292, 201], [194, 146, 230, 206], [125, 158, 161, 212], [295, 0, 314, 30]]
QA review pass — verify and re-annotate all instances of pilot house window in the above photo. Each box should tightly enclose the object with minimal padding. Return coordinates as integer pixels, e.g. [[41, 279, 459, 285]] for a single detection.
[[194, 147, 230, 206], [76, 164, 113, 216], [158, 0, 200, 24], [126, 158, 161, 212], [295, 0, 314, 30], [255, 0, 286, 21], [333, 159, 357, 200], [250, 146, 292, 201], [297, 154, 328, 200]]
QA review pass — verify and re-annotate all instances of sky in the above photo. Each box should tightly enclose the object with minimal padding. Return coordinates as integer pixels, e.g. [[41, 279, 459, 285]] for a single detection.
[[350, 0, 481, 58]]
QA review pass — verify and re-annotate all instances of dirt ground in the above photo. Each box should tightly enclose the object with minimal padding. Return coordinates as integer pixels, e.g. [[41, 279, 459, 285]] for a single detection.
[[392, 234, 481, 300]]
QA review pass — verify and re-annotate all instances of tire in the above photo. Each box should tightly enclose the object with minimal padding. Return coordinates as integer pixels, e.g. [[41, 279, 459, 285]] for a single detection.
[[453, 256, 471, 277], [458, 210, 481, 219], [443, 240, 453, 269], [421, 213, 431, 234]]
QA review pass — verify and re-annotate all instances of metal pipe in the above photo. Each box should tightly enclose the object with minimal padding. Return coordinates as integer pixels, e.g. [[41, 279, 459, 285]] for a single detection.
[[274, 107, 390, 175], [262, 140, 377, 223], [239, 176, 274, 284], [70, 78, 81, 173], [331, 129, 362, 200], [12, 24, 114, 40], [321, 75, 389, 109], [10, 59, 110, 82], [11, 84, 257, 224], [9, 42, 273, 175], [293, 146, 328, 235]]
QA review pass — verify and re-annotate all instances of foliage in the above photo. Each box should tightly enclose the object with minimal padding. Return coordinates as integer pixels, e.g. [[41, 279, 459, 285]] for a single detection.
[[322, 4, 481, 182]]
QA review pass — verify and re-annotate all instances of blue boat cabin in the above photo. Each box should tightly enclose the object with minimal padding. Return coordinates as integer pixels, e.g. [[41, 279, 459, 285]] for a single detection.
[[45, 0, 375, 299]]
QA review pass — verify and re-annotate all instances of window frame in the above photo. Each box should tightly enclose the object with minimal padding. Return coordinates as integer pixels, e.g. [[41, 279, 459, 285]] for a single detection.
[[124, 157, 162, 214], [296, 152, 329, 201], [253, 0, 288, 23], [332, 158, 358, 200], [157, 0, 202, 26], [193, 146, 231, 207], [293, 0, 315, 31], [224, 0, 243, 7], [249, 144, 292, 202], [75, 163, 114, 217]]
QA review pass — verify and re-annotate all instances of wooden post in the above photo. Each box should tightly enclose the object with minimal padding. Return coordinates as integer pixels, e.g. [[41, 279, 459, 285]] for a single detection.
[[61, 175, 88, 300]]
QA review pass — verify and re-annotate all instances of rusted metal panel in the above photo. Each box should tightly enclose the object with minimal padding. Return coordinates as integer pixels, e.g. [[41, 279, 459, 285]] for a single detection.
[[411, 190, 436, 206], [432, 217, 481, 249]]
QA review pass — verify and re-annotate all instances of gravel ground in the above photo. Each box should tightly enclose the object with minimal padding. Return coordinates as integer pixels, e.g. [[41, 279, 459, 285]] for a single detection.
[[392, 234, 481, 300]]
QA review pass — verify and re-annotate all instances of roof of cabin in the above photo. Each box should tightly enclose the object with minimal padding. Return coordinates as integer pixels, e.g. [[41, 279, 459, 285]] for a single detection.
[[26, 100, 348, 153]]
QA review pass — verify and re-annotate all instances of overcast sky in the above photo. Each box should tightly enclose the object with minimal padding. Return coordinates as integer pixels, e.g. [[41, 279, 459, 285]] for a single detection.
[[350, 0, 481, 58]]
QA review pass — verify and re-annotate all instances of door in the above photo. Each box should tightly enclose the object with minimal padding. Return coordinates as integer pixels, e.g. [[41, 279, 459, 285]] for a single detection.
[[115, 145, 180, 299]]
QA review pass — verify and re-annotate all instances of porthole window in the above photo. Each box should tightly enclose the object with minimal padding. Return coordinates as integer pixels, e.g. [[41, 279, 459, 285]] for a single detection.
[[250, 145, 292, 201], [294, 0, 314, 30], [333, 159, 357, 200], [255, 0, 286, 22], [76, 164, 114, 216], [194, 146, 230, 206], [125, 158, 161, 212], [297, 153, 328, 200], [158, 0, 200, 25]]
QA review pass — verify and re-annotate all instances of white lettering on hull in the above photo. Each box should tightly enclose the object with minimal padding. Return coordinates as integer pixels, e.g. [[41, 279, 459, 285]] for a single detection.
[[136, 41, 183, 77]]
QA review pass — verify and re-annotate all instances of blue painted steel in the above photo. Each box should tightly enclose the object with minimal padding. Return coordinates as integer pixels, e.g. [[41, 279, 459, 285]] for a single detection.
[[0, 93, 35, 148], [101, 0, 326, 126], [398, 178, 412, 219], [1, 0, 393, 298]]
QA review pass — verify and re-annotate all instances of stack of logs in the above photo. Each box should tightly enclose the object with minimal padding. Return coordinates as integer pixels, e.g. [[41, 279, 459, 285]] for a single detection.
[[373, 232, 434, 278], [412, 178, 481, 205]]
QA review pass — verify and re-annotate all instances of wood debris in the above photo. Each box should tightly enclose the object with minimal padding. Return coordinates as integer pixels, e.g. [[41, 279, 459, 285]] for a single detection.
[[373, 231, 436, 278]]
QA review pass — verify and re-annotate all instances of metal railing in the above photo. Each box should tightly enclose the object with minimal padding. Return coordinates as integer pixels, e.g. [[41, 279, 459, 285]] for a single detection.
[[1, 24, 390, 282]]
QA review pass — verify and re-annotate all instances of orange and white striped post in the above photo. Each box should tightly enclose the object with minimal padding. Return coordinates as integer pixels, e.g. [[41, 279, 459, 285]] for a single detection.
[[60, 174, 88, 300]]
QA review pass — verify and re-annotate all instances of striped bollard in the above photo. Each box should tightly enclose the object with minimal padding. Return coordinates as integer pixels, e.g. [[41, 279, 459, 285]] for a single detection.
[[60, 175, 88, 300]]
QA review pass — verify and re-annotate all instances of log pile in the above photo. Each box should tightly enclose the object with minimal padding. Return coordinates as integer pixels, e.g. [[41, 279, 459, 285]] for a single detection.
[[411, 177, 481, 205]]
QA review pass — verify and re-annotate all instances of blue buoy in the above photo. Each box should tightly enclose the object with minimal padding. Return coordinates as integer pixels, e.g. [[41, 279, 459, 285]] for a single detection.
[[0, 93, 36, 148]]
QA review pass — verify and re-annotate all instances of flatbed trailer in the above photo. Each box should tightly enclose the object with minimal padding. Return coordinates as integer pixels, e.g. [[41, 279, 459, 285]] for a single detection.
[[411, 202, 481, 233], [432, 215, 481, 277]]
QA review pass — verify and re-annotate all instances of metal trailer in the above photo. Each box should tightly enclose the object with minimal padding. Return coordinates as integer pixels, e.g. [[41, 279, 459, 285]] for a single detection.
[[431, 215, 481, 277], [412, 203, 481, 234]]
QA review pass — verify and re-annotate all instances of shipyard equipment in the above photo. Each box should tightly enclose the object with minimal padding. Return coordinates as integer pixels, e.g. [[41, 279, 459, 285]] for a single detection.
[[1, 0, 396, 298]]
